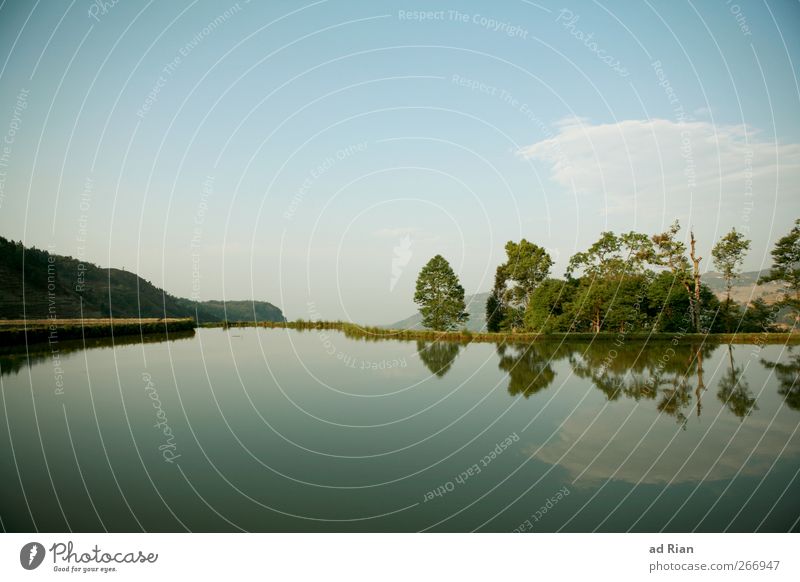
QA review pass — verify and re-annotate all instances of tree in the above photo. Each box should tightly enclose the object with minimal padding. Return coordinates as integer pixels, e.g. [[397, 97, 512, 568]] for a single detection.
[[712, 227, 751, 331], [524, 278, 575, 332], [646, 271, 693, 332], [689, 230, 703, 332], [741, 298, 775, 332], [485, 267, 509, 332], [413, 255, 468, 331], [651, 221, 701, 333], [567, 231, 653, 279], [485, 289, 504, 332], [760, 218, 800, 322], [492, 240, 553, 330], [565, 231, 653, 332]]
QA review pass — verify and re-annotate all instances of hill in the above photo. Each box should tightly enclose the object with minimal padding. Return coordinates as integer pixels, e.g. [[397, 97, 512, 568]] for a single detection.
[[0, 236, 285, 323], [388, 271, 787, 331], [388, 292, 491, 331], [701, 269, 786, 305], [176, 299, 284, 323]]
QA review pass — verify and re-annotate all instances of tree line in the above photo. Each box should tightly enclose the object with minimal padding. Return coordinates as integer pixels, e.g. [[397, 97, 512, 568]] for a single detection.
[[413, 219, 800, 333]]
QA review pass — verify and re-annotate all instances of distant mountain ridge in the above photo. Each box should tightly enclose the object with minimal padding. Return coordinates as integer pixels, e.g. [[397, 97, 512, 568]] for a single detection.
[[700, 269, 785, 305], [388, 271, 783, 331], [0, 236, 285, 323]]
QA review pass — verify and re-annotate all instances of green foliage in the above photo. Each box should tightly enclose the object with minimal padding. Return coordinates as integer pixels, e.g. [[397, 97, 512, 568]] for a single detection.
[[523, 278, 575, 332], [567, 231, 653, 279], [740, 298, 777, 332], [500, 239, 554, 302], [177, 298, 284, 324], [712, 227, 751, 331], [492, 239, 553, 331], [651, 221, 691, 277], [567, 273, 654, 332], [485, 290, 504, 332], [414, 255, 468, 331], [244, 320, 798, 346], [712, 228, 751, 294], [760, 219, 800, 319], [645, 271, 693, 332], [698, 285, 724, 333], [0, 235, 284, 322], [651, 221, 699, 331], [562, 232, 657, 333]]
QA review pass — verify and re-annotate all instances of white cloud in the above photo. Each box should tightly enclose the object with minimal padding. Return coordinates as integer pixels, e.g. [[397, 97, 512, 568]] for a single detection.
[[530, 399, 798, 486], [518, 117, 800, 220]]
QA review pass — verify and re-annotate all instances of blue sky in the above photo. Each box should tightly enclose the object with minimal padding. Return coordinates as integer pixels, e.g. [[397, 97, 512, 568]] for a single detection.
[[0, 0, 798, 323]]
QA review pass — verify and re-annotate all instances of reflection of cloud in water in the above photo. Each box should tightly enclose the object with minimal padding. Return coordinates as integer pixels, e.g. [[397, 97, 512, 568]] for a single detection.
[[530, 399, 800, 486]]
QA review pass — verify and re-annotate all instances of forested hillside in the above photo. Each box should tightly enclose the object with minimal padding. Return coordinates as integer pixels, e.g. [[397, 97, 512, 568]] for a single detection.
[[0, 237, 284, 323]]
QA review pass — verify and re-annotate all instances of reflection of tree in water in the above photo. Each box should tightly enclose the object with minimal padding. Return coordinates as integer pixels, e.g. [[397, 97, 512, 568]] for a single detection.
[[717, 345, 757, 420], [761, 348, 800, 411], [569, 341, 717, 426], [656, 381, 692, 427], [0, 352, 36, 376], [0, 330, 196, 377], [496, 342, 562, 398], [416, 340, 461, 377]]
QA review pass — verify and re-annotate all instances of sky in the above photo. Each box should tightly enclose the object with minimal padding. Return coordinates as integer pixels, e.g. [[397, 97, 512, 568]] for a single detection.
[[0, 0, 798, 324]]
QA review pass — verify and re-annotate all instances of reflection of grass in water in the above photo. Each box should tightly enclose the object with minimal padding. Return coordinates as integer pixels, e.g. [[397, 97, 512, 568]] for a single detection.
[[0, 318, 195, 347], [0, 329, 196, 376]]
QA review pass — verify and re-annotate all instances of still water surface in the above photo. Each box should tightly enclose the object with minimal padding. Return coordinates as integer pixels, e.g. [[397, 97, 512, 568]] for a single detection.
[[1, 328, 798, 532]]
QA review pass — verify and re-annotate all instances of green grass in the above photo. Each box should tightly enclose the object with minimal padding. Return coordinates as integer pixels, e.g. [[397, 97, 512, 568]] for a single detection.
[[203, 319, 800, 345]]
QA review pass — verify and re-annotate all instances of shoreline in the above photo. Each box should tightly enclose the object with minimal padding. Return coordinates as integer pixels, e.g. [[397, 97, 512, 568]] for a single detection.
[[0, 317, 796, 347], [0, 318, 196, 347], [200, 320, 800, 346]]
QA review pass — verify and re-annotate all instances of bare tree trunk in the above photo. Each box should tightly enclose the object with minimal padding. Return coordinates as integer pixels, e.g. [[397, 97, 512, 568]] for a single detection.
[[690, 230, 702, 332]]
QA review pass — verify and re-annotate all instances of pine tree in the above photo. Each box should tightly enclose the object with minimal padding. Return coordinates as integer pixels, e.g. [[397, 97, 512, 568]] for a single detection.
[[414, 255, 468, 331], [760, 219, 800, 321]]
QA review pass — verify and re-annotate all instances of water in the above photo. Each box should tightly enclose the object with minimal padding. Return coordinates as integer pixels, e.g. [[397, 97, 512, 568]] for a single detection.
[[0, 328, 798, 532]]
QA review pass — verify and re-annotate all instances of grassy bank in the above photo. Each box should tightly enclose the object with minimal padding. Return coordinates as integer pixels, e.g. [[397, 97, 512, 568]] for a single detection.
[[0, 318, 196, 347], [203, 320, 800, 345]]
